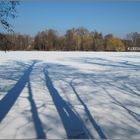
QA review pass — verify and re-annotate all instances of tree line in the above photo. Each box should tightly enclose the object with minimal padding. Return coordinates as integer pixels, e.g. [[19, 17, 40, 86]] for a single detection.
[[0, 1, 140, 52], [0, 28, 140, 51]]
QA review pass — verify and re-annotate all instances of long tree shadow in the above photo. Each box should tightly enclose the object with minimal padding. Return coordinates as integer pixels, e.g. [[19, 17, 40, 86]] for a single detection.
[[106, 91, 140, 123], [69, 57, 140, 71], [27, 78, 46, 139], [69, 79, 106, 139], [43, 61, 140, 138], [43, 68, 92, 139], [0, 60, 46, 139], [0, 61, 36, 122]]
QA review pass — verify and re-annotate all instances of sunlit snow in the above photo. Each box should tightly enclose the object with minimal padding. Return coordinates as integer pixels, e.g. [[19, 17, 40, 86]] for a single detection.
[[0, 51, 140, 139]]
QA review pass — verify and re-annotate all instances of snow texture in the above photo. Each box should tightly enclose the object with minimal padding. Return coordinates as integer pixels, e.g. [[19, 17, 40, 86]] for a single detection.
[[0, 51, 140, 139]]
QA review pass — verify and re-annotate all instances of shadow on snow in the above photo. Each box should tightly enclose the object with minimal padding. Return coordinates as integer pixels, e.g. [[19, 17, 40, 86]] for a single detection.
[[0, 60, 46, 139], [43, 68, 92, 139], [0, 56, 140, 139]]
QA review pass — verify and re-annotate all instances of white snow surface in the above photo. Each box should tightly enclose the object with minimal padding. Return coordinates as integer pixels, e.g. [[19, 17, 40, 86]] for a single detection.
[[0, 51, 140, 139]]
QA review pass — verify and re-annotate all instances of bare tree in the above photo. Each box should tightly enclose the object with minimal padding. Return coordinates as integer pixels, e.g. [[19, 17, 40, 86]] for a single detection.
[[0, 1, 19, 52], [127, 32, 140, 47], [0, 0, 19, 32]]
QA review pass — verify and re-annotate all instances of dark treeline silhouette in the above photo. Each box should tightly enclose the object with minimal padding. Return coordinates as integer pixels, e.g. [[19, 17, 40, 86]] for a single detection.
[[0, 33, 34, 51], [0, 28, 140, 51]]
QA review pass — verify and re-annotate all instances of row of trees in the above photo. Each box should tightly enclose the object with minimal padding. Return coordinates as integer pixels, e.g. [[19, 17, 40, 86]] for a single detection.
[[0, 1, 140, 51], [0, 1, 140, 52], [1, 28, 140, 51], [0, 33, 33, 51], [34, 28, 126, 51]]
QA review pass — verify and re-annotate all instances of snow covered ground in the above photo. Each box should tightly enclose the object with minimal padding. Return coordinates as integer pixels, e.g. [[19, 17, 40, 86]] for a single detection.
[[0, 51, 140, 139]]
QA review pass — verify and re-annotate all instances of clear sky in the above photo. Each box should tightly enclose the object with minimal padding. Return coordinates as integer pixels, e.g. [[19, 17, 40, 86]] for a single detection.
[[10, 1, 140, 38]]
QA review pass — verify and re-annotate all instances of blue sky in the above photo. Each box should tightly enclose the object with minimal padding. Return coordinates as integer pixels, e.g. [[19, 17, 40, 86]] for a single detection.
[[11, 1, 140, 38]]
